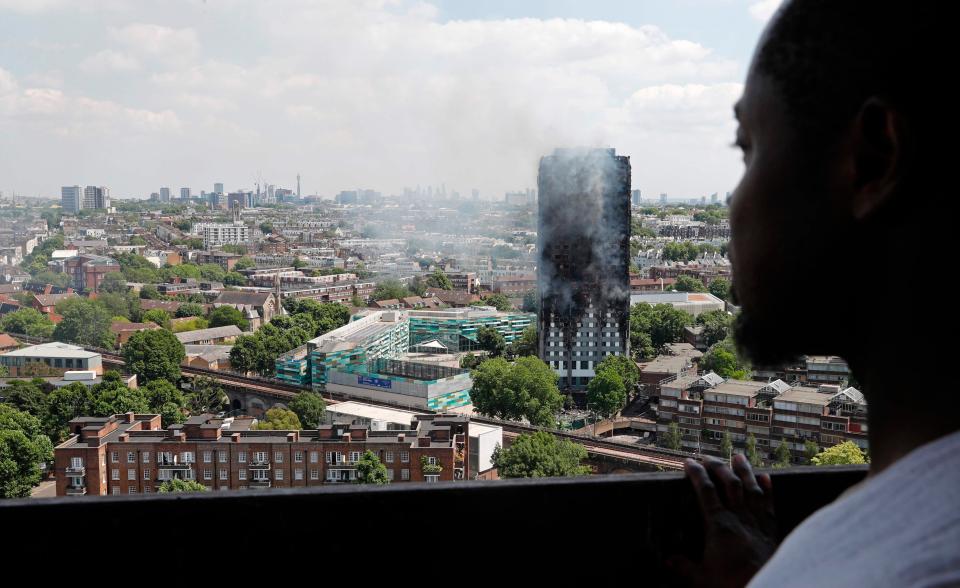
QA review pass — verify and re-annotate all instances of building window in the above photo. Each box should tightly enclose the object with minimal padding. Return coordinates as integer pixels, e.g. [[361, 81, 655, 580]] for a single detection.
[[385, 451, 394, 463], [349, 451, 360, 464], [274, 451, 283, 463], [310, 451, 318, 463], [400, 469, 410, 481], [143, 469, 150, 480], [239, 469, 247, 480], [111, 487, 119, 495], [128, 487, 137, 494], [425, 475, 439, 483], [112, 469, 119, 480], [127, 469, 136, 481], [143, 486, 151, 493], [295, 451, 303, 463], [275, 469, 284, 481], [181, 451, 195, 463], [239, 451, 247, 463], [386, 469, 395, 481], [218, 450, 227, 463], [142, 452, 150, 463], [111, 451, 119, 463], [310, 469, 319, 480], [71, 457, 83, 469], [255, 452, 266, 464], [219, 469, 227, 481], [400, 451, 409, 463], [325, 452, 332, 464], [203, 451, 212, 463], [127, 452, 135, 463], [295, 468, 304, 480], [204, 469, 212, 480]]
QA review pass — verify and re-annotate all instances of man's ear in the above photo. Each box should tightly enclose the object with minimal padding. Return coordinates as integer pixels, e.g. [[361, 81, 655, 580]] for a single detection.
[[848, 97, 908, 220]]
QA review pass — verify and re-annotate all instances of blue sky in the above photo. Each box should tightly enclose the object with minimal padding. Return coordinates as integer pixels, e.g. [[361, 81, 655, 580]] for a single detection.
[[0, 0, 780, 200]]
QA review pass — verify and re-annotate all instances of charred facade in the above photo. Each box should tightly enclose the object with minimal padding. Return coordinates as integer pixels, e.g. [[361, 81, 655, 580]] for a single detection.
[[537, 148, 631, 393]]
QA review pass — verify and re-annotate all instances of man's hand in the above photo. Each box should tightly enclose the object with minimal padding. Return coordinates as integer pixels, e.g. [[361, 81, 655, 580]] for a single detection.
[[670, 454, 779, 587]]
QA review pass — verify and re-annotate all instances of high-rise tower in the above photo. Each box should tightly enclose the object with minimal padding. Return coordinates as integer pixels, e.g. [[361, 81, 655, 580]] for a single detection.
[[537, 148, 631, 393]]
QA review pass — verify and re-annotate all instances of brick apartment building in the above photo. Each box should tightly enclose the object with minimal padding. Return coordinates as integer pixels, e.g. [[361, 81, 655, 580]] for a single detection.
[[63, 254, 121, 292], [54, 412, 471, 496], [657, 373, 868, 464]]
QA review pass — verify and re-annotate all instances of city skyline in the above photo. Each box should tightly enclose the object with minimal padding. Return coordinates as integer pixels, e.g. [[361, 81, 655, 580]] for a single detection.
[[0, 1, 780, 201]]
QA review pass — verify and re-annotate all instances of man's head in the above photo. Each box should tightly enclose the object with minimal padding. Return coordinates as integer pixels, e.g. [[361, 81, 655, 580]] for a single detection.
[[729, 1, 948, 368]]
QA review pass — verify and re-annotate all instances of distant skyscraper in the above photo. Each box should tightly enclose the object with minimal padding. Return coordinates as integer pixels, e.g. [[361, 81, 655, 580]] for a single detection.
[[659, 192, 668, 205], [150, 192, 160, 201], [711, 192, 719, 204], [82, 186, 109, 209], [180, 187, 191, 200], [214, 183, 224, 194], [297, 174, 301, 199], [159, 187, 171, 202], [538, 147, 631, 393], [631, 189, 641, 207], [61, 186, 81, 213]]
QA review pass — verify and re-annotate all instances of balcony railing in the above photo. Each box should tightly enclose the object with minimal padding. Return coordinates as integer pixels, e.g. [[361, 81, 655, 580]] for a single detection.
[[4, 466, 866, 579], [248, 462, 272, 470], [65, 466, 85, 476], [65, 486, 87, 495], [249, 479, 271, 488]]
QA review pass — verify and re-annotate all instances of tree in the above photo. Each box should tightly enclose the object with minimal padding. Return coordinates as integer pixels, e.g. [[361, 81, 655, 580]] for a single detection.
[[476, 293, 511, 311], [43, 383, 94, 443], [1, 379, 48, 418], [283, 298, 350, 336], [185, 376, 228, 414], [675, 275, 707, 293], [701, 337, 751, 379], [97, 291, 141, 322], [371, 279, 409, 302], [810, 441, 868, 466], [773, 441, 792, 468], [460, 352, 483, 369], [254, 408, 302, 430], [158, 479, 209, 493], [746, 433, 763, 466], [198, 263, 226, 283], [175, 303, 206, 318], [122, 329, 185, 384], [804, 440, 821, 463], [427, 268, 453, 290], [223, 271, 246, 286], [629, 303, 693, 360], [476, 326, 506, 358], [0, 404, 54, 498], [142, 309, 171, 329], [144, 379, 187, 426], [53, 298, 114, 348], [88, 372, 150, 416], [355, 450, 389, 484], [594, 355, 640, 396], [491, 431, 590, 478], [513, 324, 537, 357], [662, 422, 682, 450], [208, 305, 248, 330], [289, 392, 325, 429], [521, 290, 538, 313], [0, 308, 54, 338], [99, 272, 129, 294], [709, 278, 731, 301], [696, 310, 734, 348], [586, 369, 627, 419], [469, 357, 564, 427], [720, 431, 734, 460], [139, 285, 163, 300], [234, 257, 255, 271]]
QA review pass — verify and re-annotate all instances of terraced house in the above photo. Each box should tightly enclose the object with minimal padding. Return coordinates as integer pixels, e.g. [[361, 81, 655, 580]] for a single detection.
[[53, 412, 474, 495]]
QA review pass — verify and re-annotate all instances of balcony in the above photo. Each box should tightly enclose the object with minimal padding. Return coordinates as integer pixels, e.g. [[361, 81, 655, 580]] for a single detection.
[[5, 465, 866, 579], [249, 479, 271, 488], [156, 462, 192, 470], [65, 466, 85, 476], [248, 461, 272, 471], [65, 486, 87, 495]]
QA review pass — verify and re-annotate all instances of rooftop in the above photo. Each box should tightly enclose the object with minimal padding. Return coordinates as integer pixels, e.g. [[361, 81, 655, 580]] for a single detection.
[[777, 387, 833, 406], [174, 325, 243, 344], [326, 401, 421, 425], [1, 342, 99, 360]]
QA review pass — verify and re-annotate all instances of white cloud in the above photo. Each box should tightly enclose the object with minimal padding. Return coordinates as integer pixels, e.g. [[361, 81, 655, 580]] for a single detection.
[[1, 1, 747, 198], [79, 50, 140, 74], [749, 0, 782, 22]]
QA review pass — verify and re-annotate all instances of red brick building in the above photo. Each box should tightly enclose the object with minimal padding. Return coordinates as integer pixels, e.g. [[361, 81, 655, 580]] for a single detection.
[[63, 254, 120, 292], [54, 412, 471, 496]]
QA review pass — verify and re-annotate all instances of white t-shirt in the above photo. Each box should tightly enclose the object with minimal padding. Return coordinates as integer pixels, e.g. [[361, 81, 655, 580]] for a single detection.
[[750, 430, 960, 587]]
